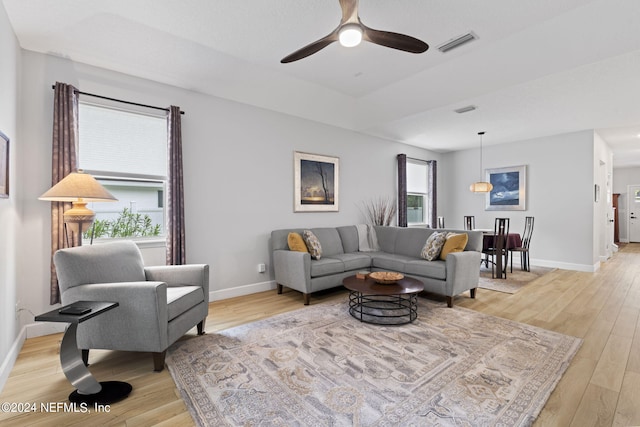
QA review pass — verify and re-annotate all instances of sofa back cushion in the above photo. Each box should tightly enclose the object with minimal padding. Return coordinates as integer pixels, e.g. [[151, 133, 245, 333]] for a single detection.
[[310, 227, 344, 257], [375, 226, 436, 257], [337, 225, 359, 253], [393, 227, 434, 257], [54, 241, 146, 292], [373, 226, 398, 253]]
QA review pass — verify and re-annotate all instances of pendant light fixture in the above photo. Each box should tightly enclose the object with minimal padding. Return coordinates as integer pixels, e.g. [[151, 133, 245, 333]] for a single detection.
[[469, 131, 493, 193]]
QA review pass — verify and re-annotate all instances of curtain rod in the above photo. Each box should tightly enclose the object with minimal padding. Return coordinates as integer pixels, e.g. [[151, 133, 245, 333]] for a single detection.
[[51, 85, 185, 115], [407, 156, 432, 163]]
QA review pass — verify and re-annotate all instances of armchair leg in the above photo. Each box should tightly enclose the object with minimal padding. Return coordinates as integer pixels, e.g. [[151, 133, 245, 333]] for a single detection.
[[446, 296, 453, 308], [277, 283, 283, 294], [303, 293, 310, 305], [470, 288, 476, 299], [197, 319, 206, 335], [152, 351, 166, 372], [81, 349, 89, 366]]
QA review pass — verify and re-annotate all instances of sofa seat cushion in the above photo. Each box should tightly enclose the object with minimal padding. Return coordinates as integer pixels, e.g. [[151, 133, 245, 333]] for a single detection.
[[327, 253, 372, 271], [167, 286, 204, 321], [310, 258, 345, 277], [369, 253, 415, 273], [405, 259, 447, 280]]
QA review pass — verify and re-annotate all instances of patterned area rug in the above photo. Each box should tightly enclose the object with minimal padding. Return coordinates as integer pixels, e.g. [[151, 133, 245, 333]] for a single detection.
[[167, 299, 580, 427], [479, 265, 555, 294]]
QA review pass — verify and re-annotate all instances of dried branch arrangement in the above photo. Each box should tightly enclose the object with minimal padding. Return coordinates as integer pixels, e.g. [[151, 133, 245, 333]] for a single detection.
[[360, 197, 397, 226]]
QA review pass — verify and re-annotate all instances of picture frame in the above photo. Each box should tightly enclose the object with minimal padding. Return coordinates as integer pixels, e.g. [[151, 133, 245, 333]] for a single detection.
[[485, 165, 526, 211], [0, 130, 9, 198], [294, 151, 339, 212]]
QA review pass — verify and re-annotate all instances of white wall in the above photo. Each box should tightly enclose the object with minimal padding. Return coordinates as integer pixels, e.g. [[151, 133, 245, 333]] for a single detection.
[[612, 166, 640, 242], [0, 4, 21, 391], [440, 130, 597, 271], [14, 51, 439, 332]]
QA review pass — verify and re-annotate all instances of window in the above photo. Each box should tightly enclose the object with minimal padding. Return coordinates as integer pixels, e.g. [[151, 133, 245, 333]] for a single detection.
[[407, 160, 434, 225], [78, 102, 167, 239]]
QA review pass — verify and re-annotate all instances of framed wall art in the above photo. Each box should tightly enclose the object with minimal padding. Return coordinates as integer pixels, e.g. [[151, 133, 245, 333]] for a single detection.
[[294, 151, 339, 212], [0, 130, 8, 198], [485, 165, 526, 211]]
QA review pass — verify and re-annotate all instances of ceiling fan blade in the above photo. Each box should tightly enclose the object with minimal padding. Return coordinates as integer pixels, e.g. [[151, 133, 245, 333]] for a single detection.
[[338, 0, 358, 23], [362, 26, 429, 54], [280, 33, 339, 63]]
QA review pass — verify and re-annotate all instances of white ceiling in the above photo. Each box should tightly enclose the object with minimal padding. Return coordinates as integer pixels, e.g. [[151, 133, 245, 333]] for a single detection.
[[4, 0, 640, 167]]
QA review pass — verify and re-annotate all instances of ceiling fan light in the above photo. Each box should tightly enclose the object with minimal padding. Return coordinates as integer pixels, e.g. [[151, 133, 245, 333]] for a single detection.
[[339, 24, 363, 47], [469, 181, 493, 193]]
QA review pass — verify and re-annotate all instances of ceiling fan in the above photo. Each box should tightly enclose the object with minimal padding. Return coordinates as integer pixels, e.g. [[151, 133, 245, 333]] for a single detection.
[[280, 0, 429, 63]]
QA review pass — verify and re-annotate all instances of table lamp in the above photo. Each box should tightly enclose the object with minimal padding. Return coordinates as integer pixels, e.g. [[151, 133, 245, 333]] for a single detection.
[[39, 170, 117, 246]]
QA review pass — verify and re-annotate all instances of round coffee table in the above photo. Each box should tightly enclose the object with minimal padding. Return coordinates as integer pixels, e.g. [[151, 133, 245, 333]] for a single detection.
[[343, 274, 424, 325]]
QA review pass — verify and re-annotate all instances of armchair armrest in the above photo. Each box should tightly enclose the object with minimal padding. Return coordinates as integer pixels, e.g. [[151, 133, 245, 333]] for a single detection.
[[144, 264, 209, 299], [445, 251, 481, 296], [61, 281, 169, 352], [273, 250, 311, 294]]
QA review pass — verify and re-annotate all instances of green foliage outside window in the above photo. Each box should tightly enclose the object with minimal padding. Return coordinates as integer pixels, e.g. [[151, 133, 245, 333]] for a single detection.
[[83, 207, 161, 239]]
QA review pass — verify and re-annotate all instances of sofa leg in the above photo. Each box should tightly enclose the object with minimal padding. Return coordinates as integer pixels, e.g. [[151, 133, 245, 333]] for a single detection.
[[470, 288, 477, 299], [277, 283, 283, 294], [303, 293, 310, 305], [446, 296, 453, 308], [152, 351, 166, 372], [81, 349, 89, 366], [197, 319, 206, 335]]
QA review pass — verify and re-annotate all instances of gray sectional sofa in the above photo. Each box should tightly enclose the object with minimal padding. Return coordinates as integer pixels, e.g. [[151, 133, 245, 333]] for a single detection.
[[270, 225, 483, 307]]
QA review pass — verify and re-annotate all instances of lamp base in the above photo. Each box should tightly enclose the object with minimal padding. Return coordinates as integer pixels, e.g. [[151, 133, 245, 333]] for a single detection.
[[63, 202, 96, 247]]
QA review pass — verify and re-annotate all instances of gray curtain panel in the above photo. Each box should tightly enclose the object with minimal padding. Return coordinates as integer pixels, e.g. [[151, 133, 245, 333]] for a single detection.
[[166, 105, 186, 265], [49, 82, 79, 304], [397, 154, 407, 227]]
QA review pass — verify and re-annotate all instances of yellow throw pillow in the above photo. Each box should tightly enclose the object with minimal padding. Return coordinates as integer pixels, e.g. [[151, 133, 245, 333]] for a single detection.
[[440, 233, 469, 260], [287, 232, 308, 253]]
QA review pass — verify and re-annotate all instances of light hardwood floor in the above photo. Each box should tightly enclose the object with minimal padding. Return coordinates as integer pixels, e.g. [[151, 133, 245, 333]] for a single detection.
[[1, 244, 639, 426]]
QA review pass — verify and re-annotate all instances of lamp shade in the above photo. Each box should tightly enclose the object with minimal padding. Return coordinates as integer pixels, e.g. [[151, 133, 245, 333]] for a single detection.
[[39, 170, 116, 202], [469, 181, 493, 192]]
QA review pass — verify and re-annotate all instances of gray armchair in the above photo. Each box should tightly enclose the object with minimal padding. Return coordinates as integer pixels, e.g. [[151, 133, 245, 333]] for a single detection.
[[53, 240, 209, 371]]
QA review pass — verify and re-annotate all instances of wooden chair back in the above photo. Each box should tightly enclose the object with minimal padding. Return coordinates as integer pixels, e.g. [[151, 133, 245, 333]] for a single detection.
[[522, 216, 534, 249], [494, 217, 510, 253]]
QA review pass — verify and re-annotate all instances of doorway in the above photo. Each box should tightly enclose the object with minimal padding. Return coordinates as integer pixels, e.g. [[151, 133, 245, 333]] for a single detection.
[[629, 185, 640, 242]]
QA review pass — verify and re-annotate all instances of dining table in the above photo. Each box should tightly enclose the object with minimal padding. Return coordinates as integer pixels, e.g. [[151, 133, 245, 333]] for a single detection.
[[480, 232, 522, 279]]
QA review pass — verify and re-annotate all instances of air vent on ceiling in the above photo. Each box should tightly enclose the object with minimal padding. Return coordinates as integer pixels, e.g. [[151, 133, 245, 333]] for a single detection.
[[438, 32, 477, 53], [454, 105, 477, 114]]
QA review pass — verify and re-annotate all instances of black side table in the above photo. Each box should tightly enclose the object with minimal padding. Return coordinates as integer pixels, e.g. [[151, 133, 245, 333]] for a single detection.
[[35, 301, 132, 404]]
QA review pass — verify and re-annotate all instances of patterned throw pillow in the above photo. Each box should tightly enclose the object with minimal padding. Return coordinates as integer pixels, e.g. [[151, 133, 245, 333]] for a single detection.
[[287, 232, 308, 253], [439, 232, 469, 260], [420, 231, 447, 261], [302, 230, 322, 260]]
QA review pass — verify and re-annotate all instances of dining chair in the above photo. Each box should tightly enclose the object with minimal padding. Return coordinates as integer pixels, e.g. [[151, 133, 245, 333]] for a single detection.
[[437, 216, 445, 228], [482, 217, 510, 279], [464, 216, 475, 231], [510, 216, 534, 272]]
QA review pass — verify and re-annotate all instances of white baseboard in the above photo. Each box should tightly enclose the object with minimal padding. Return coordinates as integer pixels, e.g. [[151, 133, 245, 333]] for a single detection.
[[209, 280, 277, 302], [0, 326, 26, 394], [530, 258, 599, 273]]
